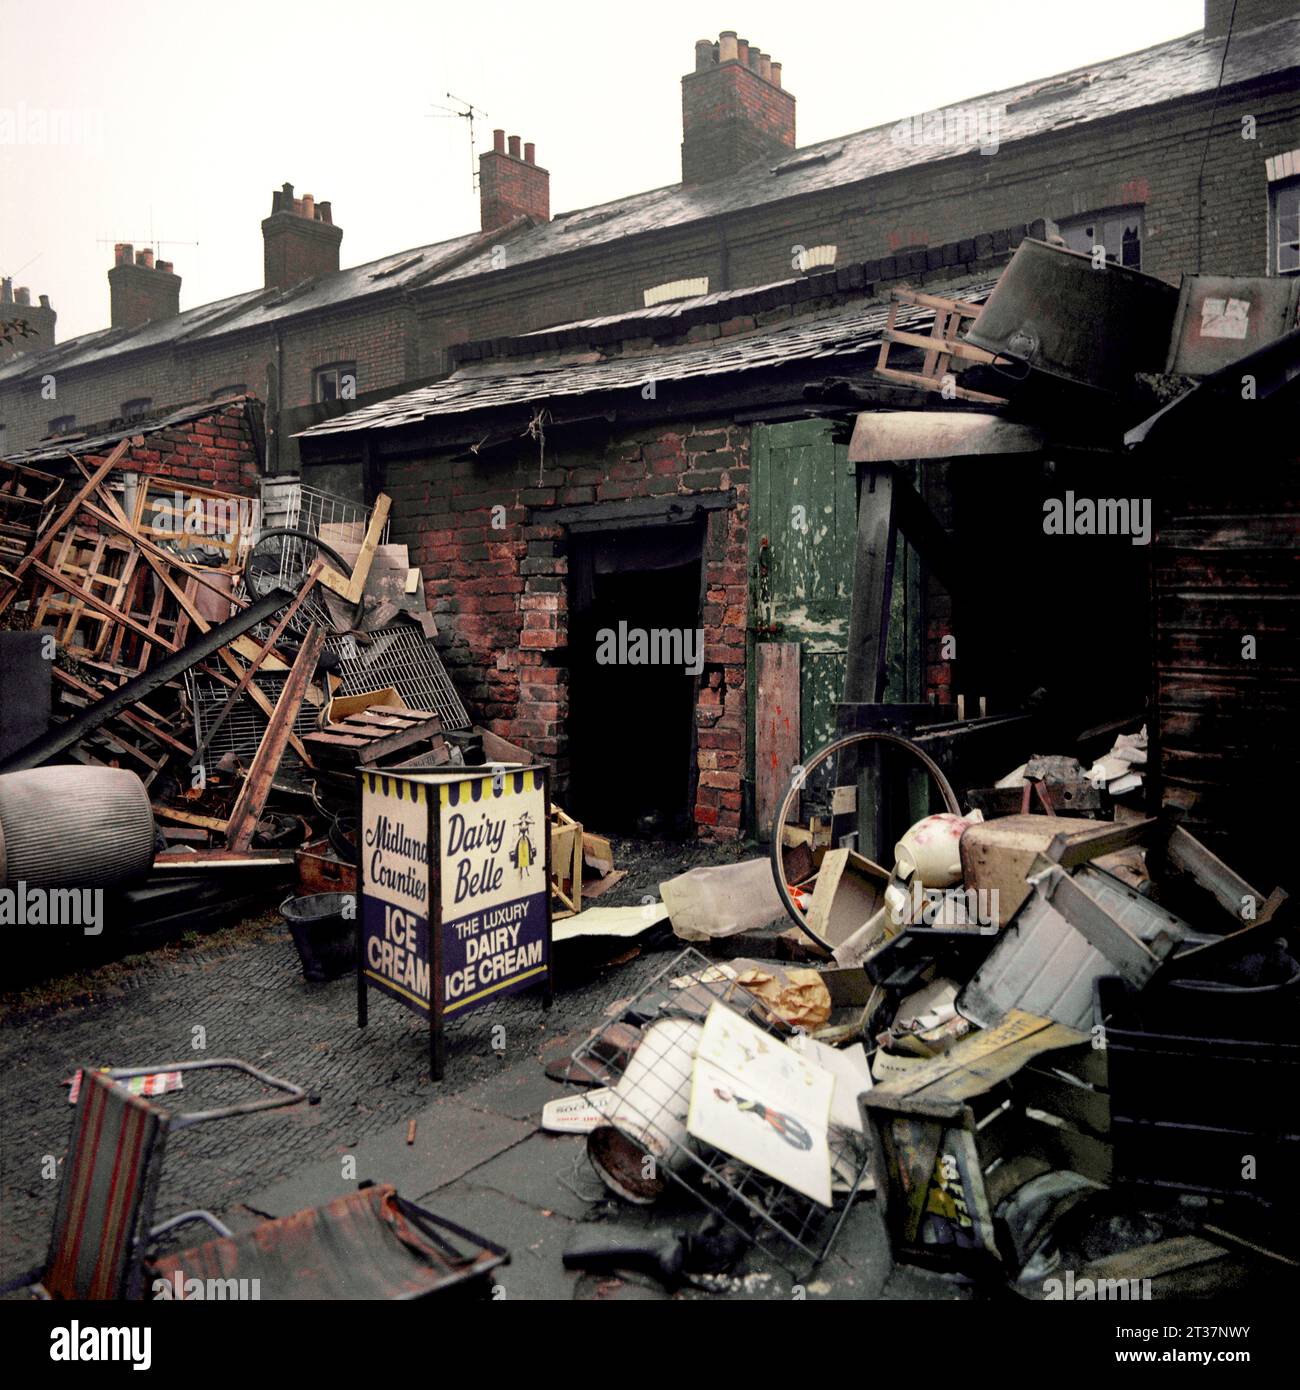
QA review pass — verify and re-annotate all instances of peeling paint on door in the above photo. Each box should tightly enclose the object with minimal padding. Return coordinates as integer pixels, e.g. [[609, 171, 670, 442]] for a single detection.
[[748, 419, 856, 825]]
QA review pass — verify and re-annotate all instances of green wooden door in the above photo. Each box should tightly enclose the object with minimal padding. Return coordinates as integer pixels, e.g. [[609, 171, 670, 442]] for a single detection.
[[747, 419, 856, 831]]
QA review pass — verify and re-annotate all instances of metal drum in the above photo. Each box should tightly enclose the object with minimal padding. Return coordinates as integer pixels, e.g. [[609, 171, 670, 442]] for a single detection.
[[966, 238, 1179, 395]]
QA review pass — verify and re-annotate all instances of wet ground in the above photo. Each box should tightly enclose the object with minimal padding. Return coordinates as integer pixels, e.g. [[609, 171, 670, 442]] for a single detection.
[[0, 833, 960, 1300]]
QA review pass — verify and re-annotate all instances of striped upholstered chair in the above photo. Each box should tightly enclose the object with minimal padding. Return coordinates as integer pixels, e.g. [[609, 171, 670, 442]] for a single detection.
[[16, 1059, 304, 1300]]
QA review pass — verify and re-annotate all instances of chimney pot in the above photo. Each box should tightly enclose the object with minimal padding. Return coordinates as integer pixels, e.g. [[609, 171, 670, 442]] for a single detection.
[[682, 36, 795, 183], [262, 184, 342, 288], [109, 247, 180, 328], [15, 287, 30, 306], [2, 278, 12, 303], [479, 133, 549, 230], [39, 294, 51, 309], [694, 38, 715, 71]]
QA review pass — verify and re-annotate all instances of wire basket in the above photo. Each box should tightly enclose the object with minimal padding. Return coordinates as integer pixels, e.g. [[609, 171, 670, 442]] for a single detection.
[[259, 482, 390, 590], [569, 947, 871, 1274]]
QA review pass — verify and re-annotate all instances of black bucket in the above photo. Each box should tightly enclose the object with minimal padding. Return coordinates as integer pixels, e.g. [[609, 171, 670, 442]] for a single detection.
[[281, 892, 357, 982]]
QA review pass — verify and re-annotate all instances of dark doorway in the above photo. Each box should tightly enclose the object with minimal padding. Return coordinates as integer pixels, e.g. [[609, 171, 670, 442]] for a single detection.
[[567, 522, 704, 835]]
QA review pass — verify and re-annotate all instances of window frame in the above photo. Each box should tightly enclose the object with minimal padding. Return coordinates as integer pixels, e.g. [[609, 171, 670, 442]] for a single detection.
[[48, 414, 76, 436], [1270, 176, 1300, 277], [313, 361, 357, 405], [1057, 205, 1145, 270], [121, 397, 152, 422]]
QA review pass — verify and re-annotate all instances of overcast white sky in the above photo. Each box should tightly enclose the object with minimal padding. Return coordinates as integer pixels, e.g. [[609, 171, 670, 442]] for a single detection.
[[2, 0, 1205, 341]]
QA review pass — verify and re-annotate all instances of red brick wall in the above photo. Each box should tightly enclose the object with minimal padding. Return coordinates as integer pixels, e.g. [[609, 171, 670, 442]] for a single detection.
[[479, 147, 550, 231], [682, 59, 796, 183], [387, 418, 750, 839], [3, 78, 1296, 452], [81, 398, 261, 495]]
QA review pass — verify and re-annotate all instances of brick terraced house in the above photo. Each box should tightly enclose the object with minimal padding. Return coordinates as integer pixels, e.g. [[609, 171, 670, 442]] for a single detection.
[[6, 2, 1300, 842], [3, 2, 1298, 462]]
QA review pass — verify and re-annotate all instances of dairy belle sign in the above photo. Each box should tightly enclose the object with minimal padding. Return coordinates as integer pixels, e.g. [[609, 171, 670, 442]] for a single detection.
[[358, 765, 553, 1077]]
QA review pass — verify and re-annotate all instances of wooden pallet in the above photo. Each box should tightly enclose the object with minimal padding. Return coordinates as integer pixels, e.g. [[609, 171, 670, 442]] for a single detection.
[[303, 705, 447, 769], [0, 460, 63, 574]]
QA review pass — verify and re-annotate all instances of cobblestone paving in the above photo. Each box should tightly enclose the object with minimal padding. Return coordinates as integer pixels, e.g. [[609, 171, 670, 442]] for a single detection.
[[0, 835, 732, 1285]]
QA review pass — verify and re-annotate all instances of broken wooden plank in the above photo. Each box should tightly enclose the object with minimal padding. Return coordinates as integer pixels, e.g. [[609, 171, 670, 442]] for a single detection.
[[755, 642, 801, 841], [153, 805, 231, 833], [0, 587, 296, 772], [317, 493, 391, 602], [225, 624, 326, 852], [190, 560, 325, 766]]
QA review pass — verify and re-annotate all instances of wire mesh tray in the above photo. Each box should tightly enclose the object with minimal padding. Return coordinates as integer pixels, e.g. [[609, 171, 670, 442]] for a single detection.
[[568, 947, 871, 1273]]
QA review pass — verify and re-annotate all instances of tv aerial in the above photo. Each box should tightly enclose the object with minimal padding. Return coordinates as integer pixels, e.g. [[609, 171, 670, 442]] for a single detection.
[[428, 93, 489, 190]]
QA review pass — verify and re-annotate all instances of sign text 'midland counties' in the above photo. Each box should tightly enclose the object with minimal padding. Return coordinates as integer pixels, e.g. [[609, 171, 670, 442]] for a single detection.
[[360, 776, 431, 1014]]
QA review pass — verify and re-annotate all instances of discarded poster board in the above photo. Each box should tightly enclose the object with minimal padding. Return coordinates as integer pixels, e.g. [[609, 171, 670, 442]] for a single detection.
[[358, 765, 553, 1078]]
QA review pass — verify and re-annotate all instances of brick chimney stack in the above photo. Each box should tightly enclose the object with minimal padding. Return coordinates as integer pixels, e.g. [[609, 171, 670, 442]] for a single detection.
[[0, 277, 57, 363], [681, 31, 795, 184], [261, 182, 343, 290], [479, 130, 550, 232], [107, 244, 181, 330], [1205, 0, 1294, 36]]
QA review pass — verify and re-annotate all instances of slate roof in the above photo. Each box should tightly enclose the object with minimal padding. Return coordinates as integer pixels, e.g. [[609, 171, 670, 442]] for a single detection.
[[425, 17, 1300, 285], [0, 230, 488, 385], [7, 14, 1299, 387], [295, 280, 998, 438], [3, 394, 255, 463]]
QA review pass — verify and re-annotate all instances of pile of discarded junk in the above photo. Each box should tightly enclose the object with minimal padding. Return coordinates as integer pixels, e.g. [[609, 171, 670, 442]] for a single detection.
[[0, 446, 619, 973], [548, 738, 1296, 1296]]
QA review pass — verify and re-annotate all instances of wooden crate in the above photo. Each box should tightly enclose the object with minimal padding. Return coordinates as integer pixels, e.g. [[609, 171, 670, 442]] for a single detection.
[[550, 808, 583, 919], [862, 1010, 1110, 1277]]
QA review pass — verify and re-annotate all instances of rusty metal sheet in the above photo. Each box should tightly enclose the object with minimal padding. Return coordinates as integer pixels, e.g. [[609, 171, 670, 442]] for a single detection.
[[1165, 275, 1300, 376], [847, 411, 1045, 463], [966, 239, 1179, 394]]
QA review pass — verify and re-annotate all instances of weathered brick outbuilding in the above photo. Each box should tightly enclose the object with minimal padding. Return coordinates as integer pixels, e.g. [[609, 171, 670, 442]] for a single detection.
[[4, 3, 1298, 461]]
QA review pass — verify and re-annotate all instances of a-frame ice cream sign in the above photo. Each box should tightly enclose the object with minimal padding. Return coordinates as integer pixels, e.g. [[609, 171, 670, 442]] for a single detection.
[[358, 764, 553, 1078]]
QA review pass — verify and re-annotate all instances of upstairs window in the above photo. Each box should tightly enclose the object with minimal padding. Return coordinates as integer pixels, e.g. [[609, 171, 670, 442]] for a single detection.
[[313, 361, 357, 404], [1059, 206, 1143, 270], [48, 414, 76, 435], [1271, 177, 1300, 275], [121, 397, 152, 421]]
